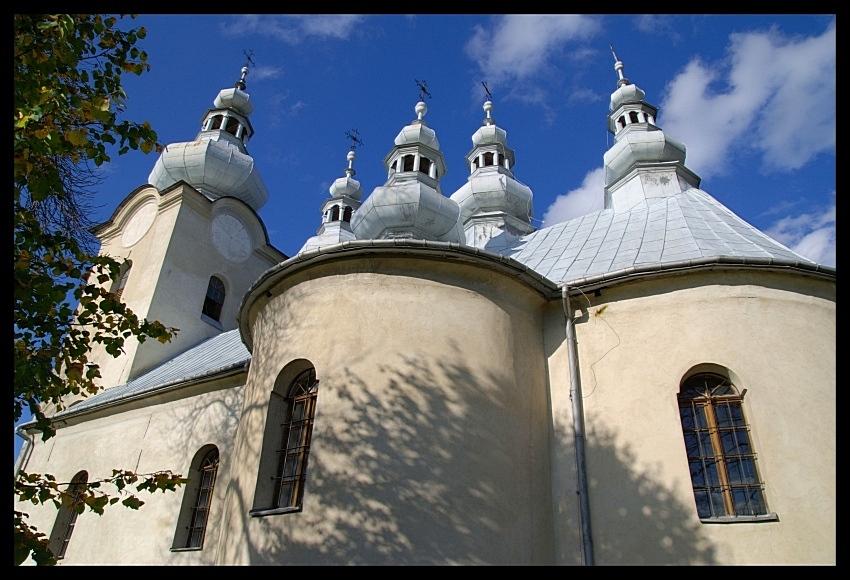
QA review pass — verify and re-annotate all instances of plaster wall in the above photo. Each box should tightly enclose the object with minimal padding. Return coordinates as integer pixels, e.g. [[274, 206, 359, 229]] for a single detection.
[[220, 256, 554, 564], [16, 377, 245, 565], [553, 270, 835, 565], [88, 184, 282, 386]]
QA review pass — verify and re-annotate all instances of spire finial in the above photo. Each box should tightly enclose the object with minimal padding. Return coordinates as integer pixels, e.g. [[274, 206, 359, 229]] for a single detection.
[[610, 43, 630, 88], [415, 79, 432, 102], [237, 50, 254, 90], [344, 129, 363, 177]]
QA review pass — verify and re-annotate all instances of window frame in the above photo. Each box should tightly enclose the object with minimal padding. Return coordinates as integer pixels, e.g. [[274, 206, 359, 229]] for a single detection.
[[49, 470, 88, 560], [171, 446, 221, 552], [678, 372, 777, 523], [250, 363, 320, 518], [201, 276, 226, 323]]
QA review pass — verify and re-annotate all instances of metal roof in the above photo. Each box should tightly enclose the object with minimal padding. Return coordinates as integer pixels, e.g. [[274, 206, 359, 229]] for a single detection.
[[499, 188, 815, 285], [57, 330, 250, 417]]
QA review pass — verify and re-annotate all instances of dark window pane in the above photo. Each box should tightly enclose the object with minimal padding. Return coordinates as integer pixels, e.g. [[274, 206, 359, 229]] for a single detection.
[[720, 429, 739, 455], [694, 405, 708, 429], [726, 458, 743, 484], [694, 490, 712, 518], [699, 432, 714, 457], [689, 460, 706, 486], [734, 429, 752, 455], [680, 406, 695, 430], [740, 458, 758, 484], [705, 460, 720, 486], [710, 489, 726, 518], [715, 403, 732, 427], [684, 433, 700, 457]]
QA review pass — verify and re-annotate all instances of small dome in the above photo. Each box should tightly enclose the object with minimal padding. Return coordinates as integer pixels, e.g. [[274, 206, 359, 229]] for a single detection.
[[603, 129, 686, 186], [214, 87, 254, 117], [394, 101, 440, 149], [471, 124, 508, 147], [610, 83, 646, 112], [329, 176, 364, 201]]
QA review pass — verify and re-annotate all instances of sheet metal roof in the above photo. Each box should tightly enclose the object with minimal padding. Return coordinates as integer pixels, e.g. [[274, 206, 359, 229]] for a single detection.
[[60, 187, 824, 418], [499, 188, 815, 284], [57, 330, 250, 417]]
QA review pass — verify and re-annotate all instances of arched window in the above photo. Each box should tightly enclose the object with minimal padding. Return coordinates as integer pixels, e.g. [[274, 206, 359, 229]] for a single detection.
[[330, 205, 340, 222], [252, 362, 319, 516], [112, 260, 132, 299], [342, 206, 353, 222], [172, 447, 219, 550], [209, 115, 224, 130], [678, 372, 768, 519], [483, 152, 495, 167], [49, 471, 88, 559], [629, 111, 640, 124], [202, 276, 226, 322], [402, 154, 415, 172], [419, 156, 431, 175]]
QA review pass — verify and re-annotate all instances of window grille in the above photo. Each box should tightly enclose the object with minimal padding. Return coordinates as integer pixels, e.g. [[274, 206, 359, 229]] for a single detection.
[[186, 449, 219, 549], [202, 276, 226, 322], [679, 373, 768, 519], [53, 471, 88, 559], [273, 367, 319, 509]]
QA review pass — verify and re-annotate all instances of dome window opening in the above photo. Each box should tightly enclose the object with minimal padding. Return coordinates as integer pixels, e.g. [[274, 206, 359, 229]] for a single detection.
[[343, 206, 353, 222], [330, 205, 340, 222], [209, 115, 224, 131], [483, 152, 495, 167], [419, 156, 432, 176], [402, 154, 415, 172], [617, 115, 626, 131], [629, 111, 640, 124], [224, 116, 240, 136]]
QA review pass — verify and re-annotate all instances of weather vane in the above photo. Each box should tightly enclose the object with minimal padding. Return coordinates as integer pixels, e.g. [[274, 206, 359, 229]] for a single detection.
[[243, 49, 255, 69], [482, 81, 492, 102], [415, 79, 432, 101], [345, 129, 364, 150]]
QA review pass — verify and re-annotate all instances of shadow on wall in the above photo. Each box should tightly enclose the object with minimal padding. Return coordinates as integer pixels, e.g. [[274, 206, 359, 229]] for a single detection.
[[583, 423, 717, 565], [217, 352, 716, 565]]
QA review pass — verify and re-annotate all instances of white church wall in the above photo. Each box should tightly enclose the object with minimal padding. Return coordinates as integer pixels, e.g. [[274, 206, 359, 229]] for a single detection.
[[564, 270, 834, 565], [16, 376, 245, 565], [221, 256, 555, 564]]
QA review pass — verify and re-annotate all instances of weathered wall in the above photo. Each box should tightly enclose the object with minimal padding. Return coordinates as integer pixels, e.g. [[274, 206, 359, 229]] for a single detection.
[[17, 376, 245, 565], [547, 269, 835, 565], [221, 255, 554, 564]]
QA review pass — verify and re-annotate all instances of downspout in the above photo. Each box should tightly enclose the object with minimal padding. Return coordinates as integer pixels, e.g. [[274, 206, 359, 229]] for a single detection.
[[14, 425, 34, 478], [562, 284, 594, 566]]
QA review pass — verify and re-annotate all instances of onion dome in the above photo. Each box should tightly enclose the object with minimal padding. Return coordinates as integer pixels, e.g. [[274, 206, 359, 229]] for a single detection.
[[299, 149, 363, 253], [449, 100, 534, 250], [603, 48, 699, 212], [147, 67, 269, 211], [351, 101, 462, 242]]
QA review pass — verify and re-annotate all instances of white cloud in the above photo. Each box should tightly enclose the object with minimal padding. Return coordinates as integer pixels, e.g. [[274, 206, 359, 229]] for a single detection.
[[229, 15, 365, 43], [660, 19, 835, 179], [541, 167, 605, 227], [250, 65, 282, 81], [465, 15, 600, 85], [764, 193, 835, 267]]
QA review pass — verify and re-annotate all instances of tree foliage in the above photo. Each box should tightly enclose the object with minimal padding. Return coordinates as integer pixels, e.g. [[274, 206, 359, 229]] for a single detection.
[[14, 14, 184, 565]]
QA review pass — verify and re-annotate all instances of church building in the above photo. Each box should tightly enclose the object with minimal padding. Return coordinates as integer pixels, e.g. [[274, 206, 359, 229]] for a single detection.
[[15, 55, 835, 565]]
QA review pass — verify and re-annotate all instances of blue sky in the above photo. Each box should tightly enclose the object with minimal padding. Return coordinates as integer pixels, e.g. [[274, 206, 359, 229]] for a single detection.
[[15, 14, 835, 461]]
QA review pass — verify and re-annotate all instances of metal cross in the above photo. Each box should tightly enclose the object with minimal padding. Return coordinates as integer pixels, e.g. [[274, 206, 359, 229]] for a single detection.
[[415, 79, 432, 101], [482, 81, 492, 102], [345, 129, 364, 150], [609, 44, 619, 63], [243, 49, 255, 69]]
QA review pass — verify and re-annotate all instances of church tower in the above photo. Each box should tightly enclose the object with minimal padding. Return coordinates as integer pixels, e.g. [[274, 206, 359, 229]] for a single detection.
[[87, 67, 285, 387], [450, 98, 535, 250], [299, 146, 364, 253], [351, 99, 462, 242], [603, 48, 702, 212]]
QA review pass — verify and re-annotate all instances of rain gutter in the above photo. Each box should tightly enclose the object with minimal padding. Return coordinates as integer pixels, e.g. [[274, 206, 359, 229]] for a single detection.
[[561, 284, 594, 566]]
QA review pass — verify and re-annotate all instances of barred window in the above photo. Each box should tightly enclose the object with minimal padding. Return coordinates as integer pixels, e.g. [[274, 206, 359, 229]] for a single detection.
[[112, 260, 132, 299], [49, 470, 88, 559], [679, 373, 768, 519], [202, 276, 226, 322], [273, 367, 319, 510], [186, 448, 219, 548]]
